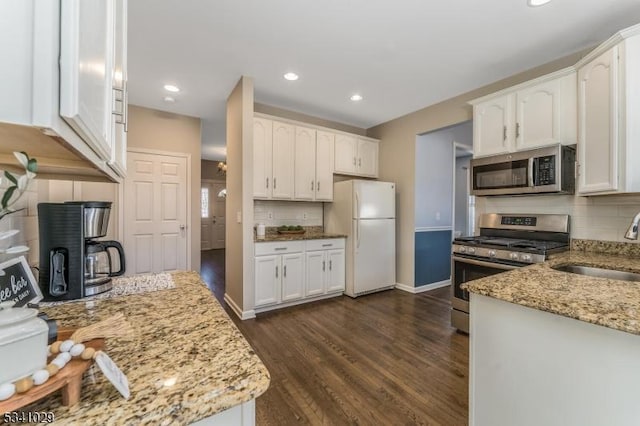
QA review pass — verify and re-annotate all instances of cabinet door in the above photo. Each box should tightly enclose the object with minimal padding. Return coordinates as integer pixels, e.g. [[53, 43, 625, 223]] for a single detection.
[[272, 121, 295, 199], [357, 139, 379, 177], [281, 253, 304, 302], [110, 0, 127, 177], [255, 255, 280, 307], [60, 0, 115, 161], [473, 94, 514, 157], [577, 46, 619, 194], [315, 131, 335, 201], [305, 251, 326, 296], [253, 118, 273, 198], [326, 249, 345, 293], [334, 134, 358, 174], [515, 79, 561, 150], [294, 126, 317, 200]]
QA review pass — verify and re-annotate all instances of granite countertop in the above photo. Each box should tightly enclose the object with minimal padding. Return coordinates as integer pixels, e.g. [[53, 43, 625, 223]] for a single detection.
[[463, 240, 640, 335], [255, 226, 347, 242], [26, 271, 270, 424]]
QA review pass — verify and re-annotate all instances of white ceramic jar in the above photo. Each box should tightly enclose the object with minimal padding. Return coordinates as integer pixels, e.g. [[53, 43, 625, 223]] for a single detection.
[[256, 223, 266, 239], [0, 302, 48, 384]]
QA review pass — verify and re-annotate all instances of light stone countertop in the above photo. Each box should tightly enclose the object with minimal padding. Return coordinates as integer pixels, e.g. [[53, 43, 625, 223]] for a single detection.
[[25, 271, 270, 425], [463, 239, 640, 335], [254, 225, 347, 242]]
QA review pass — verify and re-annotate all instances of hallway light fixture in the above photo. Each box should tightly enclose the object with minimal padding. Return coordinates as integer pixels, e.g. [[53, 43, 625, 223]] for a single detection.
[[217, 161, 227, 175]]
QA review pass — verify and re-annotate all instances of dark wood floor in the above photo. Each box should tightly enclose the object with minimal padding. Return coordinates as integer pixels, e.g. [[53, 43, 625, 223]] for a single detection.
[[200, 249, 469, 425]]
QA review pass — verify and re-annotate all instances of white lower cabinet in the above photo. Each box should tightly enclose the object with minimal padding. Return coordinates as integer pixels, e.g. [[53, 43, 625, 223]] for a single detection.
[[254, 239, 345, 311], [305, 247, 345, 296]]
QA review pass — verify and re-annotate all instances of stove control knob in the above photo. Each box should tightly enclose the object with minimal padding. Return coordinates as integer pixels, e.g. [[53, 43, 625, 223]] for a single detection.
[[488, 250, 497, 258], [458, 246, 467, 253], [510, 252, 519, 261], [521, 254, 532, 262], [467, 247, 476, 254]]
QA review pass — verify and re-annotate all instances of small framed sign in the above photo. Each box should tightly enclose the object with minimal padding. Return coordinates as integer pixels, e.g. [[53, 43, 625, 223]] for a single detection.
[[0, 256, 42, 307]]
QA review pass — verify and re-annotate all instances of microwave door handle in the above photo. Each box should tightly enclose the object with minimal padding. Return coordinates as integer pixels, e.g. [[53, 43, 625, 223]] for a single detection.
[[528, 157, 535, 187]]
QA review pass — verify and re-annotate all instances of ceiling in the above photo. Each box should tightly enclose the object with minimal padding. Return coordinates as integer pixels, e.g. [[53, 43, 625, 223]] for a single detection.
[[128, 0, 640, 161]]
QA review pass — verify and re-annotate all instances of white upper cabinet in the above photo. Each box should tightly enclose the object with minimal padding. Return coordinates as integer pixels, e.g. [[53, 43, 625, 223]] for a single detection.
[[315, 131, 335, 200], [294, 126, 317, 200], [253, 117, 273, 199], [271, 121, 295, 199], [473, 94, 514, 156], [334, 134, 379, 177], [0, 0, 126, 181], [471, 70, 577, 158], [577, 46, 619, 194], [334, 134, 358, 174], [252, 117, 297, 200], [60, 0, 115, 161], [576, 27, 640, 196], [110, 0, 128, 177]]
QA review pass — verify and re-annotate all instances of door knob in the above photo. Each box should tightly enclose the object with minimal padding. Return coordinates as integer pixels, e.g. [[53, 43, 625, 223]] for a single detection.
[[180, 225, 186, 230]]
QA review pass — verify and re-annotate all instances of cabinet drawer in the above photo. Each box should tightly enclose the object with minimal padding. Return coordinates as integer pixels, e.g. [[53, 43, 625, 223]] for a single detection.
[[255, 241, 304, 256], [305, 238, 345, 251]]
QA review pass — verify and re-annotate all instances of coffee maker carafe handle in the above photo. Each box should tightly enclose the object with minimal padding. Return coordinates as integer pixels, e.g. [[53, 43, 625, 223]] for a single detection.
[[103, 241, 126, 277]]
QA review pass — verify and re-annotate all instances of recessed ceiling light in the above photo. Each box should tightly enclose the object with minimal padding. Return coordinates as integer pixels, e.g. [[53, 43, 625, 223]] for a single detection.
[[528, 0, 551, 6], [350, 94, 363, 102], [164, 84, 180, 92], [283, 72, 299, 81], [163, 96, 175, 103]]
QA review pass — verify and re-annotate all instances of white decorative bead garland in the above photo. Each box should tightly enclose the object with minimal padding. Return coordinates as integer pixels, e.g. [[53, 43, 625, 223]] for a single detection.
[[0, 339, 97, 401]]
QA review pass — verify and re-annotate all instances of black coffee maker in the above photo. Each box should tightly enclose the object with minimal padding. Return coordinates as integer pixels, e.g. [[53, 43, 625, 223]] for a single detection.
[[38, 201, 126, 301]]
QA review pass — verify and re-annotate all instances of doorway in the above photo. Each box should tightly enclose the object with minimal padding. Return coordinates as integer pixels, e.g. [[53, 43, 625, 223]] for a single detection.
[[453, 146, 474, 238], [123, 150, 190, 274], [201, 180, 226, 250]]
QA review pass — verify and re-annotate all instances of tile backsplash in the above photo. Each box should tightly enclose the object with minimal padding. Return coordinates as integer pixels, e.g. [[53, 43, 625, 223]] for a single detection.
[[254, 200, 323, 227], [0, 178, 41, 265], [476, 193, 640, 242]]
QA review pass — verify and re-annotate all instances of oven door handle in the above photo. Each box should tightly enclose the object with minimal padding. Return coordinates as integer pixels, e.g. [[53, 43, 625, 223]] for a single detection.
[[452, 256, 520, 271]]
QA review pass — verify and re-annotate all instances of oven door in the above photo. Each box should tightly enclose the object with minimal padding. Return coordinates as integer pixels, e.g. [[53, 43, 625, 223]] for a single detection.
[[451, 255, 520, 312]]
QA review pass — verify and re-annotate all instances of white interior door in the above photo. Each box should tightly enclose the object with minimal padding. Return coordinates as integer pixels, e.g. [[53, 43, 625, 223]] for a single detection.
[[200, 184, 212, 250], [210, 182, 226, 249], [124, 151, 188, 274]]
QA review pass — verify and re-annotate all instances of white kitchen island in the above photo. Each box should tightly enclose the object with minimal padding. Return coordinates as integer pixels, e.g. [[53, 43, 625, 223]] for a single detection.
[[465, 246, 640, 426]]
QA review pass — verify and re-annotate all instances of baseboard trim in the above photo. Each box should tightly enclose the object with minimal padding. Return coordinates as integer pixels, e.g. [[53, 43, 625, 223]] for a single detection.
[[395, 279, 451, 294], [254, 291, 343, 314], [224, 293, 256, 320]]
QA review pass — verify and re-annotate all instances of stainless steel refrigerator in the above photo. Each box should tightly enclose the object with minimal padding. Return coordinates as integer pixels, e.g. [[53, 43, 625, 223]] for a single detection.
[[324, 180, 396, 297]]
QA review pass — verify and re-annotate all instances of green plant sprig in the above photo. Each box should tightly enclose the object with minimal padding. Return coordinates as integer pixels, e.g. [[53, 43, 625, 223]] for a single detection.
[[0, 152, 37, 221]]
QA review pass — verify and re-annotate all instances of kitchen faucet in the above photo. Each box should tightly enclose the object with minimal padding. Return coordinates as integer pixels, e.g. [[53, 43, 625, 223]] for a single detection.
[[625, 212, 640, 240]]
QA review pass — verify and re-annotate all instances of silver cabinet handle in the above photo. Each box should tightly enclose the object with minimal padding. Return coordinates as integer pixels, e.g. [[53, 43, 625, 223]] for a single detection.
[[275, 265, 278, 278], [516, 122, 520, 139], [274, 247, 287, 251], [329, 260, 332, 270], [317, 181, 320, 191], [322, 244, 332, 247], [353, 157, 356, 165], [503, 125, 507, 141], [274, 178, 277, 189], [284, 265, 287, 277], [112, 80, 128, 132], [359, 158, 361, 167], [266, 177, 269, 189], [311, 181, 314, 191], [322, 260, 325, 271]]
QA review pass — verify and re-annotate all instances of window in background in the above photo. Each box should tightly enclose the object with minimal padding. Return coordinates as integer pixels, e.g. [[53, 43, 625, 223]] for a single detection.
[[201, 187, 209, 218]]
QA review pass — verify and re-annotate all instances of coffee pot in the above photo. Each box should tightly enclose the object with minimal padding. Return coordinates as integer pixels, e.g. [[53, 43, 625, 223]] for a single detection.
[[85, 241, 125, 286]]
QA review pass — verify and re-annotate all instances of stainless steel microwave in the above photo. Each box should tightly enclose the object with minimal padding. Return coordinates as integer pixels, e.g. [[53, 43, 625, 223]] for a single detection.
[[471, 144, 576, 196]]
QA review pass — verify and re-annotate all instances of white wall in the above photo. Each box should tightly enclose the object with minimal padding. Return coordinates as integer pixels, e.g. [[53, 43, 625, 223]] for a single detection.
[[476, 194, 640, 242], [414, 121, 472, 229], [454, 155, 472, 237], [254, 201, 323, 227]]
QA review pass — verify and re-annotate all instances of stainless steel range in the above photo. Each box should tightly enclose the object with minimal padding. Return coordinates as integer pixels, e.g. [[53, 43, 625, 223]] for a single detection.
[[451, 213, 570, 333]]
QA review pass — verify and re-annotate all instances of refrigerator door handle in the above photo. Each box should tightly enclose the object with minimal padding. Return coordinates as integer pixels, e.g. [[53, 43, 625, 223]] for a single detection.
[[355, 191, 361, 248]]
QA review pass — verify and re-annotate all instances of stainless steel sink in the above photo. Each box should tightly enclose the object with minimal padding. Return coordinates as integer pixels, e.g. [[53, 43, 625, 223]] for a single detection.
[[552, 264, 640, 282]]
